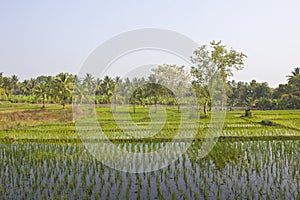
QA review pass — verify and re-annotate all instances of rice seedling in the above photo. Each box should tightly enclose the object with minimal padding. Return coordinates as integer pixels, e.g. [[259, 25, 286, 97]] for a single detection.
[[0, 107, 299, 199]]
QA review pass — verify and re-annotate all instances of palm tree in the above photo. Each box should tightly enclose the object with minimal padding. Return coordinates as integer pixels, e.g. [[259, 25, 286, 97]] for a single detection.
[[55, 72, 74, 109], [287, 67, 300, 81], [282, 67, 300, 108], [122, 78, 132, 103], [112, 76, 122, 112], [83, 73, 95, 94], [10, 75, 19, 95], [3, 77, 12, 98], [0, 73, 7, 101], [29, 78, 37, 95], [95, 78, 102, 96], [20, 80, 31, 96], [281, 84, 300, 109], [34, 82, 48, 108], [73, 82, 89, 104], [101, 76, 115, 104], [0, 88, 6, 100], [287, 67, 300, 90]]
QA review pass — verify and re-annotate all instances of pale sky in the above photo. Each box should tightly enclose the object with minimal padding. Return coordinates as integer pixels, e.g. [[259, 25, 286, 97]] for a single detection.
[[0, 0, 300, 87]]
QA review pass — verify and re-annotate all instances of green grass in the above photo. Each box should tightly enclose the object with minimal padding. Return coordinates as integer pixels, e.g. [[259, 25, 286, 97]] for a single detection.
[[0, 103, 299, 140], [0, 102, 64, 111]]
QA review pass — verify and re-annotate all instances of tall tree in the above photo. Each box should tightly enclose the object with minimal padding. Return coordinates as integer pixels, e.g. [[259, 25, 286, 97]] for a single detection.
[[83, 73, 95, 95], [287, 67, 300, 97], [100, 76, 115, 104], [33, 76, 53, 108], [0, 88, 6, 101], [129, 77, 146, 113], [112, 76, 122, 111], [55, 72, 74, 109], [0, 73, 7, 100], [227, 80, 239, 108], [10, 75, 19, 95], [73, 80, 89, 104], [151, 64, 190, 113], [34, 82, 48, 108], [20, 80, 32, 96], [191, 41, 247, 116], [3, 77, 12, 98], [286, 67, 300, 81], [280, 67, 300, 108], [95, 78, 102, 96], [144, 75, 163, 113]]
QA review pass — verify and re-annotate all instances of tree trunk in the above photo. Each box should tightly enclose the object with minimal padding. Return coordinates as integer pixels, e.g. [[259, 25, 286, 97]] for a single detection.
[[221, 100, 224, 111], [63, 108, 67, 121], [177, 103, 181, 113], [154, 99, 157, 113], [133, 101, 136, 113], [204, 100, 208, 117], [113, 96, 117, 112], [42, 95, 45, 108], [197, 103, 200, 119]]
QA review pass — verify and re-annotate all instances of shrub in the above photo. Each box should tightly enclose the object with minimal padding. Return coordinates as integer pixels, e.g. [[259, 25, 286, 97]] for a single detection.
[[260, 119, 279, 126]]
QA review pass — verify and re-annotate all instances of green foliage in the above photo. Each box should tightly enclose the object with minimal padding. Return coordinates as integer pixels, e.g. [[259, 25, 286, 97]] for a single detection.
[[0, 103, 299, 140], [260, 119, 279, 126], [191, 41, 247, 115], [0, 44, 299, 110]]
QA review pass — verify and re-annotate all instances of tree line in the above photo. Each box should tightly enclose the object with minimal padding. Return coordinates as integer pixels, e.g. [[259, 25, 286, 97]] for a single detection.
[[0, 41, 299, 113]]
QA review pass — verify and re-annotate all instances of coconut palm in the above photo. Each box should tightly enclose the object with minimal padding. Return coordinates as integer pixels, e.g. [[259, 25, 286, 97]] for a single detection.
[[280, 68, 300, 108], [83, 73, 95, 94], [55, 72, 74, 109], [2, 77, 12, 98], [95, 78, 102, 96], [0, 73, 7, 101], [10, 75, 19, 95], [101, 76, 115, 103], [73, 81, 89, 104], [112, 76, 122, 111], [0, 87, 7, 101], [34, 82, 48, 108], [281, 84, 300, 109], [20, 80, 31, 96], [286, 67, 300, 81]]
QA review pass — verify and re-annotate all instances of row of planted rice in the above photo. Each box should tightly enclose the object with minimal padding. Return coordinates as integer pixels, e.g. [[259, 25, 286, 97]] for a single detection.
[[0, 140, 299, 199]]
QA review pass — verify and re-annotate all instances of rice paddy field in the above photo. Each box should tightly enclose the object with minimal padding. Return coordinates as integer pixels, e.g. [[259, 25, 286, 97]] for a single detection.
[[0, 103, 299, 199]]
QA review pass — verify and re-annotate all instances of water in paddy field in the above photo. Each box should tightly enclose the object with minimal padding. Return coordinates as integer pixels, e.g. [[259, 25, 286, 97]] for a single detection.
[[0, 140, 299, 199]]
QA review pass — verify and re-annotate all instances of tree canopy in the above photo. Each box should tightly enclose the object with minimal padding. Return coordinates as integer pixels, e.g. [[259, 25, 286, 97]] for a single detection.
[[0, 42, 298, 111]]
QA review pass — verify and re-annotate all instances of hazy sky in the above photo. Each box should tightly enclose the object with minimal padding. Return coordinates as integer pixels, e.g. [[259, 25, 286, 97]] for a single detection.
[[0, 0, 299, 87]]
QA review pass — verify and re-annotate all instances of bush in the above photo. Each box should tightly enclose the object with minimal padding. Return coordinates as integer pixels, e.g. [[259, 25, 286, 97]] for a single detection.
[[260, 119, 279, 126], [244, 109, 253, 117]]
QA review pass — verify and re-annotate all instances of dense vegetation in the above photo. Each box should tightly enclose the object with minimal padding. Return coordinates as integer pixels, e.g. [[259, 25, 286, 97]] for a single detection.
[[0, 66, 299, 110], [0, 41, 299, 112]]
